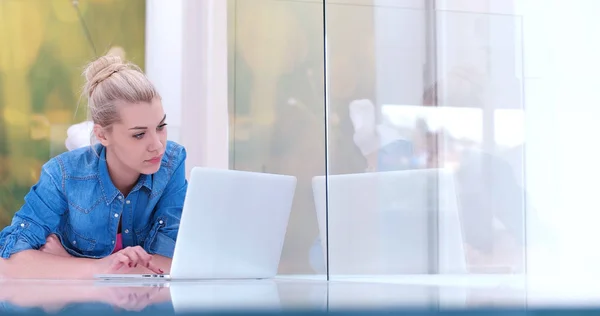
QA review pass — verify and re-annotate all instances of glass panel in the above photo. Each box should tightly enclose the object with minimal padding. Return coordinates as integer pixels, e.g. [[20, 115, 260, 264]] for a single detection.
[[323, 1, 525, 278], [435, 9, 525, 273], [0, 0, 147, 228], [228, 0, 326, 275]]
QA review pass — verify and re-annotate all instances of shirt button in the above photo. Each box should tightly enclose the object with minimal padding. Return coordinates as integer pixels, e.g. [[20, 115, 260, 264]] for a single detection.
[[118, 195, 123, 200], [112, 240, 115, 244], [20, 223, 25, 228], [124, 229, 129, 234], [125, 200, 130, 204], [159, 220, 164, 225], [72, 240, 77, 245], [114, 213, 119, 218]]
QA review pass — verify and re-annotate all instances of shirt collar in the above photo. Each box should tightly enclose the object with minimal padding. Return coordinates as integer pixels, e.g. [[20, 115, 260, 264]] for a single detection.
[[136, 173, 153, 191], [97, 145, 153, 205]]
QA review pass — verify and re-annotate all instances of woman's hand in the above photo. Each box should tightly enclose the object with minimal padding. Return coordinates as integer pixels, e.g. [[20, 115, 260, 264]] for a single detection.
[[93, 246, 163, 275], [102, 285, 170, 311]]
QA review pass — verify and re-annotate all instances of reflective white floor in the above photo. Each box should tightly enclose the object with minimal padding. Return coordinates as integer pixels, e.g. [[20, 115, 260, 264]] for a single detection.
[[1, 274, 599, 313]]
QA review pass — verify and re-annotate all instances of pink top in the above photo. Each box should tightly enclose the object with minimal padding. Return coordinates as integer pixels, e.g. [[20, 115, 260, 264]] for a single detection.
[[112, 233, 123, 254]]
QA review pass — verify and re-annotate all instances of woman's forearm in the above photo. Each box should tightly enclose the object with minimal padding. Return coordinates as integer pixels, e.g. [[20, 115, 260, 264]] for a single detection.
[[0, 251, 172, 279], [0, 250, 96, 279]]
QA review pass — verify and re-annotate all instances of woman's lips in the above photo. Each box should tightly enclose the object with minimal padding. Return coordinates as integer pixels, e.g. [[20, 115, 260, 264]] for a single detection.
[[146, 155, 163, 164]]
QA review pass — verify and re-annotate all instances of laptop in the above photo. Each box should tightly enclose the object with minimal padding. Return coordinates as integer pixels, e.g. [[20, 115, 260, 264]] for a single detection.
[[311, 168, 466, 275], [95, 167, 297, 280]]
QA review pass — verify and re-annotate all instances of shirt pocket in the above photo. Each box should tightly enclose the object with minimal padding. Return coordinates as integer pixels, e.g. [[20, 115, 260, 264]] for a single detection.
[[67, 195, 104, 214], [60, 223, 97, 256]]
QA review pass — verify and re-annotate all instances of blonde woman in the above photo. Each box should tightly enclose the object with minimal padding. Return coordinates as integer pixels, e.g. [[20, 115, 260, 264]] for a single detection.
[[0, 55, 187, 279]]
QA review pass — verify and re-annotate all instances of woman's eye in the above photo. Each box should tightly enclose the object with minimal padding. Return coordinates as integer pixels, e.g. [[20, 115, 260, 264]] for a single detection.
[[133, 133, 145, 139], [157, 123, 167, 131]]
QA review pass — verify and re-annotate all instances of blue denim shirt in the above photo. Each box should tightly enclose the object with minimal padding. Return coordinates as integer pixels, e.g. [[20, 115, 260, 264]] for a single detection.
[[0, 140, 187, 259]]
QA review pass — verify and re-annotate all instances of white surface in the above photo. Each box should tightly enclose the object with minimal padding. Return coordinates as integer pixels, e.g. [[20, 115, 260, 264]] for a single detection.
[[276, 274, 600, 308], [95, 274, 600, 309], [170, 167, 297, 279], [95, 274, 171, 280], [171, 280, 282, 312], [312, 169, 466, 275], [6, 274, 600, 310], [322, 274, 525, 288]]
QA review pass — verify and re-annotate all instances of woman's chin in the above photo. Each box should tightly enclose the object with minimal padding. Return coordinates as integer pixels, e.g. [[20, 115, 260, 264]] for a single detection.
[[140, 163, 161, 175]]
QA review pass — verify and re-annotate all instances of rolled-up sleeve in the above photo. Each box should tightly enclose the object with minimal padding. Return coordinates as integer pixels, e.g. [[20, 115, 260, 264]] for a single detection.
[[0, 159, 67, 259], [147, 148, 187, 258]]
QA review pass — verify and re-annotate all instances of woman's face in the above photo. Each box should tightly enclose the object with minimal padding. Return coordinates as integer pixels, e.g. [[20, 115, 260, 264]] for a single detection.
[[96, 98, 168, 176]]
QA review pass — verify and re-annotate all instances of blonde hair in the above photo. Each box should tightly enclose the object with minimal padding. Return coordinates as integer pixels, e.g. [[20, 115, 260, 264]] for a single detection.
[[82, 55, 160, 128]]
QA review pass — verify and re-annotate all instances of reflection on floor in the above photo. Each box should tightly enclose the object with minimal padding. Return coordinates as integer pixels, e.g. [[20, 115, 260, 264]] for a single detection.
[[2, 274, 600, 314]]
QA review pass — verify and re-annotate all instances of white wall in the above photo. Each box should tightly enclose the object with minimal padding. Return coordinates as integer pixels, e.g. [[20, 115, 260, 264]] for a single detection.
[[524, 0, 600, 277], [145, 0, 229, 175], [511, 0, 559, 277], [181, 0, 229, 173], [145, 0, 183, 143], [508, 0, 600, 277]]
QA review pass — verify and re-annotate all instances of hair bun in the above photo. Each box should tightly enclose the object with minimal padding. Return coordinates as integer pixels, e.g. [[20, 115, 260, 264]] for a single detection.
[[83, 55, 129, 97]]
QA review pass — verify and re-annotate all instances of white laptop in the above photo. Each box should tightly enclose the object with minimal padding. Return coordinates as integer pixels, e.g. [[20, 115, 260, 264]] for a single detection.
[[95, 167, 297, 280], [312, 168, 466, 275]]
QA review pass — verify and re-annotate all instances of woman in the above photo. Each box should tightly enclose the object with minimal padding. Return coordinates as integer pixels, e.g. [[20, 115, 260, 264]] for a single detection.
[[0, 54, 187, 279]]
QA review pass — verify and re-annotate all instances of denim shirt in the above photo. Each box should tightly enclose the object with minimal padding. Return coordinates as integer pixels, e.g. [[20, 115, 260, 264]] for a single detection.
[[0, 141, 187, 259]]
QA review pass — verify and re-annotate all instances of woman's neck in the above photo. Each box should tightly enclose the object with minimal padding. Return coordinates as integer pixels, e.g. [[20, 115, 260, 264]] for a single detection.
[[105, 150, 139, 197]]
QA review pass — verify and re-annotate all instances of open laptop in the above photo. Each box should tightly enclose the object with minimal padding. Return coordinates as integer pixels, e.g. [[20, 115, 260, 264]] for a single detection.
[[95, 167, 297, 280], [312, 168, 466, 275]]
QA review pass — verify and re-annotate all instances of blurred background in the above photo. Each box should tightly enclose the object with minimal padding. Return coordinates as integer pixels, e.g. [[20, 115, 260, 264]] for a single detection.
[[2, 0, 598, 280], [0, 0, 145, 227]]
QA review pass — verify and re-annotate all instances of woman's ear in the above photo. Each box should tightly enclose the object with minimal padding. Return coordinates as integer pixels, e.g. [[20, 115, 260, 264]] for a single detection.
[[93, 124, 110, 146]]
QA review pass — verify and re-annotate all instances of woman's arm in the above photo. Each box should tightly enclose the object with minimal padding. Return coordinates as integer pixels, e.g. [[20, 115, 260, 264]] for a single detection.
[[0, 247, 167, 279], [0, 250, 96, 279], [0, 160, 75, 279], [0, 159, 68, 260]]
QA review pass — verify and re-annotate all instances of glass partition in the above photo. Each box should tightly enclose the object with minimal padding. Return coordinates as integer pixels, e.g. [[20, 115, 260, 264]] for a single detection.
[[228, 0, 326, 275], [323, 1, 526, 277], [228, 0, 526, 277]]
